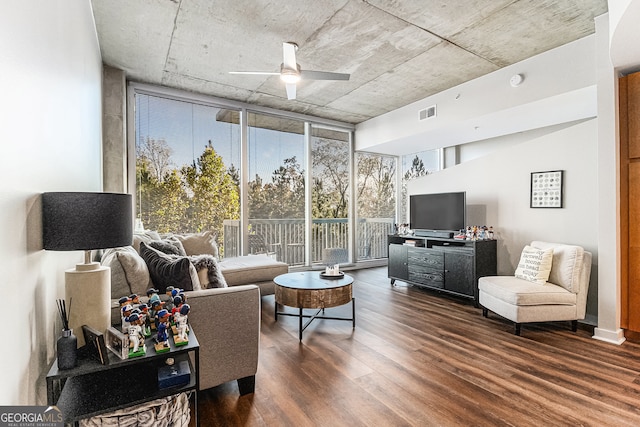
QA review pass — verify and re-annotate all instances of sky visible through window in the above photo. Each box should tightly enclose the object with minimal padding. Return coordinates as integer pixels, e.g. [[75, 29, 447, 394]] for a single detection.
[[135, 94, 305, 180]]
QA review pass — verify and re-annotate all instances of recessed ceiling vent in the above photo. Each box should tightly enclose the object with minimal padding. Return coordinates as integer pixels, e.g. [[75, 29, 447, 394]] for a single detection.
[[419, 105, 437, 121]]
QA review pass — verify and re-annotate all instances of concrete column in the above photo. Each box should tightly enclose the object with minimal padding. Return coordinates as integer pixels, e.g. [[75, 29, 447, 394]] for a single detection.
[[102, 65, 127, 193], [593, 13, 625, 344]]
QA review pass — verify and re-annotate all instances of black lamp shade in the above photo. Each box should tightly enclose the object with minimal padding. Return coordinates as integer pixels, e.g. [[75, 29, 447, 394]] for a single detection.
[[42, 192, 133, 251]]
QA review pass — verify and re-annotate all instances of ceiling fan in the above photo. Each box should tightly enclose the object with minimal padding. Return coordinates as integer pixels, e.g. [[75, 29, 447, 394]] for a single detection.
[[229, 42, 350, 100]]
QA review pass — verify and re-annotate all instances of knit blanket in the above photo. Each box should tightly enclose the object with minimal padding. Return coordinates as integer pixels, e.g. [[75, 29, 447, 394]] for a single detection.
[[189, 254, 228, 288]]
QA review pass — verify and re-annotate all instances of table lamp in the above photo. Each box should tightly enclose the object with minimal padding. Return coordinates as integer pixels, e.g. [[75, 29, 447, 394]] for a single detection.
[[42, 192, 132, 346]]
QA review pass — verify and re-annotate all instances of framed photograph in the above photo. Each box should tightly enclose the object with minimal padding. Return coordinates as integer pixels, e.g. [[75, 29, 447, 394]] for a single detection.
[[105, 326, 129, 360], [82, 325, 109, 365], [530, 170, 563, 208]]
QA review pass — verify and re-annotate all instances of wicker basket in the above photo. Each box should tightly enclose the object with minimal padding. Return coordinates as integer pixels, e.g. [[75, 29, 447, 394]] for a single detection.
[[79, 392, 190, 427]]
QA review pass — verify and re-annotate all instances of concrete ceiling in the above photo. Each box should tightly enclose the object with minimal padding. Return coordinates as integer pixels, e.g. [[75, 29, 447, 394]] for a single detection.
[[91, 0, 607, 125]]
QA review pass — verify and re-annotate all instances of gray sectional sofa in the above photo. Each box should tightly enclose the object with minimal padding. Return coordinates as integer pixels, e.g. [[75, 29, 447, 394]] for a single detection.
[[101, 230, 288, 394]]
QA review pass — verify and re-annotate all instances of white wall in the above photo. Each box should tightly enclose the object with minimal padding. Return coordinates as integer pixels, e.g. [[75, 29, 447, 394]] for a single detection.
[[609, 0, 640, 74], [458, 120, 589, 164], [407, 119, 599, 323], [0, 2, 103, 404]]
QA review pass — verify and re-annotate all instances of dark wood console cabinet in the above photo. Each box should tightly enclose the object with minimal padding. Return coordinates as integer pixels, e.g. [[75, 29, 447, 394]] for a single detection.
[[388, 235, 497, 304]]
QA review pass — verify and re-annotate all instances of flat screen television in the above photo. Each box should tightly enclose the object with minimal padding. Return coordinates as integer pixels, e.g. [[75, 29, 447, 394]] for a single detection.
[[410, 191, 466, 233]]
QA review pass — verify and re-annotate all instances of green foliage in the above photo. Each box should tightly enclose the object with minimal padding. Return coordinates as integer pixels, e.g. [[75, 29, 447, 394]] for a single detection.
[[311, 139, 349, 218], [357, 153, 396, 218], [404, 155, 427, 180], [136, 138, 399, 248], [248, 156, 305, 219], [136, 141, 239, 237], [182, 142, 240, 235]]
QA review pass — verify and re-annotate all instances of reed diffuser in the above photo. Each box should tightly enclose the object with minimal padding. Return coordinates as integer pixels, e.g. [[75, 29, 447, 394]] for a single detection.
[[56, 298, 77, 369]]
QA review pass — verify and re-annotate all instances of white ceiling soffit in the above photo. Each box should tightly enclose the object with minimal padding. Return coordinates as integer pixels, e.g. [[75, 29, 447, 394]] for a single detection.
[[609, 0, 640, 74], [368, 85, 597, 155], [90, 0, 608, 125]]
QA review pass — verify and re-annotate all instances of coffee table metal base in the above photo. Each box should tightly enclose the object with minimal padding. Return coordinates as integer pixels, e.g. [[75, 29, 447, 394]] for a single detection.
[[275, 300, 355, 341]]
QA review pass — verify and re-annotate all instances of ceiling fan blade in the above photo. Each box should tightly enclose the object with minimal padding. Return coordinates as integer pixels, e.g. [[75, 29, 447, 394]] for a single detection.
[[285, 83, 297, 100], [283, 42, 297, 70], [300, 70, 350, 81], [229, 71, 280, 75]]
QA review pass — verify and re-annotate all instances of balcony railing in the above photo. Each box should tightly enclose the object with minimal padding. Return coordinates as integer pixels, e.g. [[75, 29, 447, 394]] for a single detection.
[[223, 218, 394, 266]]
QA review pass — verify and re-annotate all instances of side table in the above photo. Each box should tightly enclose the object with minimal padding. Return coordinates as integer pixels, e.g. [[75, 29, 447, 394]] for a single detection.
[[46, 326, 199, 426]]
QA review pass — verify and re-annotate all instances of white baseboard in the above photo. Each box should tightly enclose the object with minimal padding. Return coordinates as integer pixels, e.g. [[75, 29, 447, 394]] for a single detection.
[[592, 327, 626, 345]]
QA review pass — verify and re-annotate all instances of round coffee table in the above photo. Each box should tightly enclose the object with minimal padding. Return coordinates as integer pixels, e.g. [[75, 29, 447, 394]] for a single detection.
[[274, 271, 355, 341]]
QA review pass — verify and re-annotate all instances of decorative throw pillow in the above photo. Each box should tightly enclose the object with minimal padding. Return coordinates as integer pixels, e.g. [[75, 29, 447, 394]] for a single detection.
[[149, 239, 187, 257], [175, 231, 219, 257], [132, 230, 162, 254], [116, 247, 152, 296], [514, 245, 554, 285], [139, 242, 200, 293], [101, 248, 132, 298]]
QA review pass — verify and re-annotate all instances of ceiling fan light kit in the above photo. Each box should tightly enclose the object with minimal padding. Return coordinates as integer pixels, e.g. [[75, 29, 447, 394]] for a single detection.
[[280, 65, 301, 84], [230, 42, 350, 100]]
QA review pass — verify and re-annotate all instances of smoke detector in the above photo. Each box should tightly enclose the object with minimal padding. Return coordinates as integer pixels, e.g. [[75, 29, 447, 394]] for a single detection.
[[510, 74, 524, 87]]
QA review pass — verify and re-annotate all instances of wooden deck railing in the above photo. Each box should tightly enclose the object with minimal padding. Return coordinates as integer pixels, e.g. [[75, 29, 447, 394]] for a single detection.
[[222, 218, 394, 266]]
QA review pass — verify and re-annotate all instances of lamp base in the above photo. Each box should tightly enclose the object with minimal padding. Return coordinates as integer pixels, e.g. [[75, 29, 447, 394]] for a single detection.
[[65, 265, 110, 347]]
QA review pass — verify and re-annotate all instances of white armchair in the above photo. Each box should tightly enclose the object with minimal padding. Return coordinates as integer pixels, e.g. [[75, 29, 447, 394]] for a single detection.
[[478, 241, 592, 336]]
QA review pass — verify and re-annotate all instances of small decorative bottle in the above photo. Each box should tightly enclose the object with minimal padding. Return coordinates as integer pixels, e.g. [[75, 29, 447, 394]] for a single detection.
[[57, 329, 77, 370]]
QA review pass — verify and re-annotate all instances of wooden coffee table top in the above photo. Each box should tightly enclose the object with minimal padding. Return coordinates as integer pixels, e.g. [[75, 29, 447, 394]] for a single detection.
[[274, 271, 353, 290], [274, 271, 354, 309]]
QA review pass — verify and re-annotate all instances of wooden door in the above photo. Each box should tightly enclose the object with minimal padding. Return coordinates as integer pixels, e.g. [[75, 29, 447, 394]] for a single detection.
[[621, 71, 640, 337]]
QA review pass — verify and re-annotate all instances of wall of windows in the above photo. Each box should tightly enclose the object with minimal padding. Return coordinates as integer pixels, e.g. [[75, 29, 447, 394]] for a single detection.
[[311, 126, 352, 266], [130, 85, 394, 266], [355, 152, 397, 260], [134, 93, 240, 255], [246, 113, 306, 264]]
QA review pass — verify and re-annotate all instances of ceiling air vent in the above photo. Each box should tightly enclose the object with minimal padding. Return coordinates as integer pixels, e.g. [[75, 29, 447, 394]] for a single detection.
[[419, 105, 437, 121]]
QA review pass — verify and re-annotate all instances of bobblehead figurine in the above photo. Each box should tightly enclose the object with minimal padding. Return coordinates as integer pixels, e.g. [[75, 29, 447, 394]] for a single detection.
[[154, 309, 171, 353], [164, 286, 175, 312], [126, 313, 146, 358], [173, 304, 191, 346], [150, 299, 164, 331], [138, 303, 151, 337], [171, 295, 184, 334], [121, 304, 133, 333]]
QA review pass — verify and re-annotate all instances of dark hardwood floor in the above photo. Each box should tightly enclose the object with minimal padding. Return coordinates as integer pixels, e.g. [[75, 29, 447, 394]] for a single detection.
[[195, 267, 640, 426]]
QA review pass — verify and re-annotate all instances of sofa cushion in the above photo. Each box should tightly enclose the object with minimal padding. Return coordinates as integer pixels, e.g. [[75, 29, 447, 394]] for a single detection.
[[175, 231, 219, 258], [139, 242, 201, 293], [514, 245, 553, 285], [219, 255, 288, 286], [479, 276, 576, 306]]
